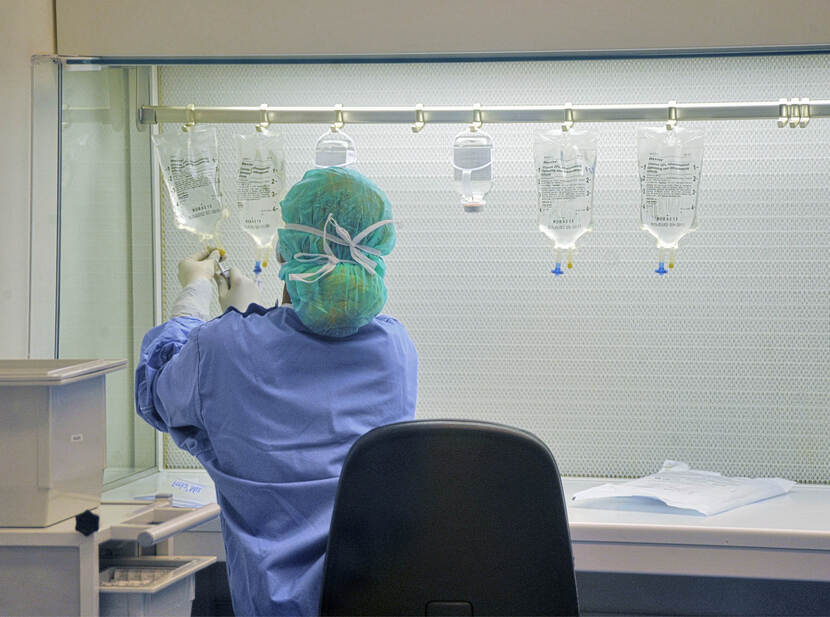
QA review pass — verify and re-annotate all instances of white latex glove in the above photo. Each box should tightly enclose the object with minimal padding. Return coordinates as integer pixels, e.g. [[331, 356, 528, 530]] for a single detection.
[[170, 248, 224, 321], [170, 278, 213, 321], [216, 267, 262, 313], [178, 247, 222, 287]]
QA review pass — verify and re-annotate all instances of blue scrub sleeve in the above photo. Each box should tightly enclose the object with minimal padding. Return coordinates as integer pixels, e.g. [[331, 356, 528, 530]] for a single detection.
[[135, 316, 211, 457]]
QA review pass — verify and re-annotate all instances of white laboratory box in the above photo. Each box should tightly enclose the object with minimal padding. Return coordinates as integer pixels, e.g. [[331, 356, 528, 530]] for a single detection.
[[0, 359, 126, 527]]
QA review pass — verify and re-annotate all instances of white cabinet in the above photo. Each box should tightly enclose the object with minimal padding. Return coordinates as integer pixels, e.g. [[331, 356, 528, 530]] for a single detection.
[[0, 501, 219, 617]]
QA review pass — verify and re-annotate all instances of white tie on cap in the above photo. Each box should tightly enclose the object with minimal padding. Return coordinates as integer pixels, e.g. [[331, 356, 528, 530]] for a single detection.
[[284, 213, 393, 284]]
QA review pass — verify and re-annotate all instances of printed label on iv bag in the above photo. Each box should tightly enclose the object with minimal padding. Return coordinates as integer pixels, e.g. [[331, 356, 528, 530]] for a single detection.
[[237, 161, 278, 202], [534, 129, 597, 249], [538, 159, 593, 218], [235, 131, 286, 249], [154, 128, 223, 239], [638, 126, 704, 248], [237, 160, 281, 233]]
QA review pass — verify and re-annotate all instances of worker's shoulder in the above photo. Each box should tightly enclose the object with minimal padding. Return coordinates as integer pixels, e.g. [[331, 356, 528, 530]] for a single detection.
[[373, 313, 406, 329], [372, 314, 414, 343], [198, 304, 281, 339]]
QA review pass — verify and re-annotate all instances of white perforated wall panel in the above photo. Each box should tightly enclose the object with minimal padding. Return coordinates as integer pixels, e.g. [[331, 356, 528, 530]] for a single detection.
[[159, 55, 830, 481]]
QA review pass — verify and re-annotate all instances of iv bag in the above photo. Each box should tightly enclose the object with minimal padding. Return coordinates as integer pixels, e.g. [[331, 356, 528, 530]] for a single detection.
[[638, 126, 704, 274], [153, 127, 225, 242], [453, 127, 493, 212], [534, 128, 597, 275], [314, 129, 357, 168], [235, 129, 286, 251]]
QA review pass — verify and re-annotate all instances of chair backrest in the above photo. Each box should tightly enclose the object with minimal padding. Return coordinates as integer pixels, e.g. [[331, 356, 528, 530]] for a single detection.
[[320, 420, 579, 616]]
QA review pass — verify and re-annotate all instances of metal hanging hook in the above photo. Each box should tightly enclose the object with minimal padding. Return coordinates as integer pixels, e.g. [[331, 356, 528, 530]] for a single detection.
[[331, 103, 345, 132], [561, 102, 574, 132], [666, 100, 678, 131], [256, 103, 270, 133], [471, 103, 483, 131], [183, 103, 197, 131], [799, 97, 811, 128], [412, 103, 425, 133], [788, 97, 801, 128], [777, 98, 790, 128]]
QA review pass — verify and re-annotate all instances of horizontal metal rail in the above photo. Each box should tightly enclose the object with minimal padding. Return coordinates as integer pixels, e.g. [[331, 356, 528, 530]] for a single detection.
[[138, 100, 830, 126]]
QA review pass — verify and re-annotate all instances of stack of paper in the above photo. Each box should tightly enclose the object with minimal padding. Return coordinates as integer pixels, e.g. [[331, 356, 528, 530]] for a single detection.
[[571, 461, 796, 516], [133, 477, 215, 508]]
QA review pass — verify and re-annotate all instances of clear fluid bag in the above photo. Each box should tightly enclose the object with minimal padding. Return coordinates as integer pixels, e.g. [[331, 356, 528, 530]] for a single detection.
[[314, 128, 357, 168], [638, 126, 704, 274], [534, 128, 597, 275], [452, 127, 493, 212], [235, 129, 286, 252], [153, 126, 226, 243]]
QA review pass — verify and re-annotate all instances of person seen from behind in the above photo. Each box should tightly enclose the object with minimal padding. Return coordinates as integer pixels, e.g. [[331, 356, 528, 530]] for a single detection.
[[135, 167, 418, 615]]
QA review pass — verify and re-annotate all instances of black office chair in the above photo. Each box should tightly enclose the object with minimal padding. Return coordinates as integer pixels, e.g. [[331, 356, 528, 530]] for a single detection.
[[320, 420, 579, 616]]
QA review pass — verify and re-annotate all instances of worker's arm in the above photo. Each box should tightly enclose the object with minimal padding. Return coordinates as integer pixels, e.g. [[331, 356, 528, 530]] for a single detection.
[[134, 249, 219, 457], [134, 248, 260, 457], [135, 317, 211, 457], [171, 248, 222, 321]]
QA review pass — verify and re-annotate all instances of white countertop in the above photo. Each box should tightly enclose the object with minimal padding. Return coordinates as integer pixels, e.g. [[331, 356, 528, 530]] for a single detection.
[[6, 470, 830, 583], [565, 477, 830, 550], [103, 470, 218, 504], [103, 471, 830, 549]]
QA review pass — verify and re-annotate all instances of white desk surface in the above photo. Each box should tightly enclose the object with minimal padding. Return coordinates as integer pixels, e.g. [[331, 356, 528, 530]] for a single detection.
[[103, 471, 830, 581]]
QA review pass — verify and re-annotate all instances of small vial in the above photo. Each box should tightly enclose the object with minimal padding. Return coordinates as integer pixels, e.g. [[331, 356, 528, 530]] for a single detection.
[[453, 126, 493, 212]]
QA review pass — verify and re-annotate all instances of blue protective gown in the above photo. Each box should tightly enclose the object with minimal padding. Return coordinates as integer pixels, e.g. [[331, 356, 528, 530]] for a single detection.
[[135, 304, 418, 616]]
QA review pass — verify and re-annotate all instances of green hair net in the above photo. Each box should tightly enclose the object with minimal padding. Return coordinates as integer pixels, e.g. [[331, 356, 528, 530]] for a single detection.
[[278, 167, 396, 338]]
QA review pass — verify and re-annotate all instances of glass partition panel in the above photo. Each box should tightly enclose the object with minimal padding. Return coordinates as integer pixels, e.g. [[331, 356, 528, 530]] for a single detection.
[[155, 55, 830, 482], [58, 65, 156, 485]]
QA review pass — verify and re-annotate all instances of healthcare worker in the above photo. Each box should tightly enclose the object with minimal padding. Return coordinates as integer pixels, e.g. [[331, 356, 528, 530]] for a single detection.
[[135, 168, 418, 616]]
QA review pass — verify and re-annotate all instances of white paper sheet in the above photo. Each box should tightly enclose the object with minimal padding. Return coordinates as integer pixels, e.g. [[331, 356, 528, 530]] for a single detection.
[[571, 461, 796, 516], [133, 477, 215, 508]]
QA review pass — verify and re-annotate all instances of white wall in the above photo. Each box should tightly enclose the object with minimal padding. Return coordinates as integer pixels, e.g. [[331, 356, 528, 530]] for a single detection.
[[0, 1, 54, 358], [56, 0, 830, 57]]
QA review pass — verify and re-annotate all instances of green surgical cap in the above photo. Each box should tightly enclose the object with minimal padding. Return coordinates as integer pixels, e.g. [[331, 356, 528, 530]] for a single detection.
[[278, 167, 396, 337]]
